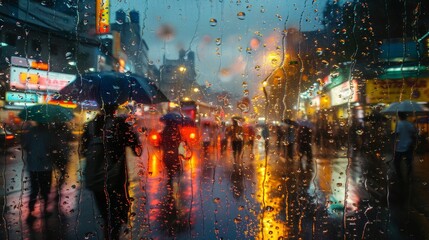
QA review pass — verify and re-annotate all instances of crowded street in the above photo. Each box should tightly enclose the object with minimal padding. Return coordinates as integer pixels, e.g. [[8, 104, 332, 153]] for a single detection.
[[1, 1, 429, 239], [1, 130, 429, 239]]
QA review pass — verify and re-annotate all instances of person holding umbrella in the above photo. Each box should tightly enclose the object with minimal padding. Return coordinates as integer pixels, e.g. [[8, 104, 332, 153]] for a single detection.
[[81, 104, 142, 239], [159, 112, 183, 179], [228, 116, 244, 164], [22, 121, 54, 224], [392, 112, 417, 182], [19, 104, 75, 224]]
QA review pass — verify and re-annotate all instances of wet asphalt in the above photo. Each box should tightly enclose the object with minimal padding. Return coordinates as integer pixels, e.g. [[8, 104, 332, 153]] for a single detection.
[[1, 137, 429, 240]]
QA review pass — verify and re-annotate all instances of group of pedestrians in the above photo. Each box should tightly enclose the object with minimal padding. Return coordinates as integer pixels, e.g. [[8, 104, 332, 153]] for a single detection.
[[19, 104, 420, 239], [22, 104, 142, 240]]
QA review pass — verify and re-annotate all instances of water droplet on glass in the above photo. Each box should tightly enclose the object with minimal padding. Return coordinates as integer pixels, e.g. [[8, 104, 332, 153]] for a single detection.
[[356, 129, 363, 135], [265, 206, 275, 212], [321, 59, 329, 66], [237, 12, 246, 20], [243, 89, 249, 96], [65, 52, 73, 60], [237, 102, 249, 113], [84, 232, 95, 239], [215, 38, 222, 46], [254, 65, 261, 71], [209, 18, 218, 27]]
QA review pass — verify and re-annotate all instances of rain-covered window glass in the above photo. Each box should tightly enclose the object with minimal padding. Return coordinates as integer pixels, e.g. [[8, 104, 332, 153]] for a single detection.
[[1, 0, 429, 239]]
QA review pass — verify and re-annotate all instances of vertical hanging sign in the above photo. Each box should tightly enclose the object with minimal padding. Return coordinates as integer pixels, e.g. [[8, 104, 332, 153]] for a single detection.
[[96, 0, 110, 34]]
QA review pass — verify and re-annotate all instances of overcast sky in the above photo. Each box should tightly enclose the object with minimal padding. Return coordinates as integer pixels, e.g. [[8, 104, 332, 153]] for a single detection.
[[111, 0, 329, 96]]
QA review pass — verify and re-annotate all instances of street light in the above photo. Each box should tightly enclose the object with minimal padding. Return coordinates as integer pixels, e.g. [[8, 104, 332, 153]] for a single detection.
[[178, 65, 187, 73]]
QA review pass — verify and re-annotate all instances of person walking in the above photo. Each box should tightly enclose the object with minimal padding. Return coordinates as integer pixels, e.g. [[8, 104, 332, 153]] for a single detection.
[[201, 122, 212, 155], [228, 118, 244, 164], [22, 122, 54, 224], [260, 123, 270, 154], [50, 122, 73, 209], [284, 123, 296, 161], [297, 122, 313, 172], [160, 117, 182, 178], [219, 122, 228, 154], [81, 105, 141, 239], [392, 112, 417, 181]]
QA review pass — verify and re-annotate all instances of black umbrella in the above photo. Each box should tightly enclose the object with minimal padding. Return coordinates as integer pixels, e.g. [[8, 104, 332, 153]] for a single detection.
[[55, 71, 169, 106], [160, 112, 195, 126]]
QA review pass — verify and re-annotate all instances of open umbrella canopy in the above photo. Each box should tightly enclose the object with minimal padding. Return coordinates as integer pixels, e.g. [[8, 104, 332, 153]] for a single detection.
[[380, 100, 429, 115], [160, 112, 195, 126], [18, 104, 74, 123], [55, 71, 169, 107]]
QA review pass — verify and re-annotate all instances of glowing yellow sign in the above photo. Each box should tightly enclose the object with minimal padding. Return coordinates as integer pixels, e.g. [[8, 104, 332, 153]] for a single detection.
[[96, 0, 110, 34]]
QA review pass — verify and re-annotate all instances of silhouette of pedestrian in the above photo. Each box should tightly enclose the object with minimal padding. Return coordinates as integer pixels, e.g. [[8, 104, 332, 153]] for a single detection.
[[160, 118, 182, 178], [260, 123, 270, 154], [219, 122, 228, 154], [22, 122, 54, 224], [228, 118, 244, 164], [50, 122, 73, 209], [392, 112, 417, 181], [285, 124, 296, 161], [297, 123, 313, 172], [81, 105, 141, 239], [201, 122, 212, 156]]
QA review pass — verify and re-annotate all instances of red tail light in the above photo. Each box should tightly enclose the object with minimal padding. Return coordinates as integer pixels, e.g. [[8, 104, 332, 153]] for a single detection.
[[151, 134, 158, 141], [189, 132, 196, 140], [5, 135, 14, 140]]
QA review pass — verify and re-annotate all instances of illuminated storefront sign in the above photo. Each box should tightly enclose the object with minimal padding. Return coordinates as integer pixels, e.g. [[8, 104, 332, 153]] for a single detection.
[[5, 91, 38, 103], [9, 66, 76, 91], [96, 0, 110, 34], [366, 78, 429, 104], [330, 80, 359, 106]]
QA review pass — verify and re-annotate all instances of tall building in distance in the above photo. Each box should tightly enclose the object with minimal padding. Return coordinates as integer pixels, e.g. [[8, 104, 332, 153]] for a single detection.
[[110, 9, 151, 76], [159, 49, 198, 101]]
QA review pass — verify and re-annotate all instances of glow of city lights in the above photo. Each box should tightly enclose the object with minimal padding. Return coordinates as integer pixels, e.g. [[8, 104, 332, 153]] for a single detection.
[[178, 66, 187, 72]]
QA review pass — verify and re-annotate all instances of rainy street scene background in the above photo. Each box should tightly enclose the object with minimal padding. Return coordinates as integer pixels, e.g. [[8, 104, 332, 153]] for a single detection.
[[1, 0, 429, 239]]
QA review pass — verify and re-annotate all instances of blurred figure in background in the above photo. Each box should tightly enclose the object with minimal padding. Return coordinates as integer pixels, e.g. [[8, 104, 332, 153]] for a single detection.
[[160, 117, 183, 178], [297, 121, 313, 172], [260, 123, 270, 154], [284, 123, 296, 161], [392, 112, 417, 182], [219, 121, 228, 154], [228, 118, 244, 164], [50, 122, 73, 208], [22, 122, 53, 224], [201, 122, 212, 155], [243, 123, 256, 154]]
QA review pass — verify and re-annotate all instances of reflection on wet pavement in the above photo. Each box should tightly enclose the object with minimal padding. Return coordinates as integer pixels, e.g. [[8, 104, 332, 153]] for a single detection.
[[2, 138, 429, 239]]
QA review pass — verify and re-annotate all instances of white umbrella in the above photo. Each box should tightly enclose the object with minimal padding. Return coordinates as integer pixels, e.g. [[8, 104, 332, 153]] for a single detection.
[[380, 100, 429, 115]]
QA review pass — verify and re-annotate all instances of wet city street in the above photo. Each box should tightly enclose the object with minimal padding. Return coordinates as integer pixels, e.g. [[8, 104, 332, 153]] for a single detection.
[[1, 134, 429, 240]]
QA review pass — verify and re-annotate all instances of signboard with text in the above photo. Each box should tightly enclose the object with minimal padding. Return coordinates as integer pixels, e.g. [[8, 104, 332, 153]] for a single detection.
[[96, 0, 110, 34], [9, 66, 76, 92], [329, 80, 359, 106], [366, 78, 429, 104]]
